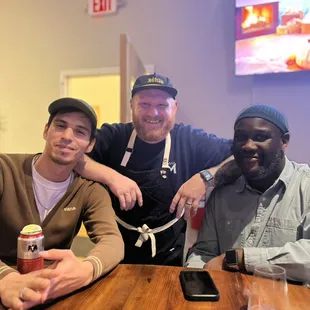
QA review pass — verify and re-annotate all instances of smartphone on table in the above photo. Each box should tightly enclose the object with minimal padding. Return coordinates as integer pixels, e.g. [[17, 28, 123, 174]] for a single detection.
[[180, 270, 220, 302]]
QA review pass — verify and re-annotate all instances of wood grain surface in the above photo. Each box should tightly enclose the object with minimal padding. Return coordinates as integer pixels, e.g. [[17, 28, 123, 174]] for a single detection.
[[27, 264, 309, 310]]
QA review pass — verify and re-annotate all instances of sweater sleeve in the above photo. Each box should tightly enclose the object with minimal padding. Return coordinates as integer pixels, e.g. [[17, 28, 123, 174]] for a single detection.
[[0, 162, 18, 280], [0, 263, 18, 280], [82, 183, 124, 281]]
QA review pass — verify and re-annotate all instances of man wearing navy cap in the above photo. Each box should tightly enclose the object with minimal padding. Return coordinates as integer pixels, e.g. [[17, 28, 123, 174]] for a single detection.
[[77, 73, 233, 266], [186, 105, 310, 283]]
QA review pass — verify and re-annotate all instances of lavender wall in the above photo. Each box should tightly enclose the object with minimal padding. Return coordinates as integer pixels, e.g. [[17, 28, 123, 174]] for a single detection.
[[252, 72, 310, 163], [176, 0, 310, 163], [0, 0, 309, 163]]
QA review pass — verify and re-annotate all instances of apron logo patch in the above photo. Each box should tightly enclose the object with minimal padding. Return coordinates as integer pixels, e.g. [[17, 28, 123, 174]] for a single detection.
[[168, 162, 177, 174]]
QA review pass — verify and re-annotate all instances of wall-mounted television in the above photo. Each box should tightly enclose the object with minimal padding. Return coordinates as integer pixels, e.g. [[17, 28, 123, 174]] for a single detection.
[[235, 0, 310, 75]]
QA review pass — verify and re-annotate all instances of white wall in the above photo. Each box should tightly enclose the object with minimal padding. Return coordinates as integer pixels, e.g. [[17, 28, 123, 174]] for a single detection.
[[0, 0, 309, 163]]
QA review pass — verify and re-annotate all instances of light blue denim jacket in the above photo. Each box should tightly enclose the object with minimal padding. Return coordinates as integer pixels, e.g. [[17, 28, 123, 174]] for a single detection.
[[186, 158, 310, 283]]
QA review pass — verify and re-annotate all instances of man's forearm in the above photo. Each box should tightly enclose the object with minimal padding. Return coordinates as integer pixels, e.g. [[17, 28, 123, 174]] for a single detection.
[[75, 155, 118, 186], [80, 261, 94, 286], [207, 156, 234, 177], [213, 157, 242, 187], [244, 239, 310, 282]]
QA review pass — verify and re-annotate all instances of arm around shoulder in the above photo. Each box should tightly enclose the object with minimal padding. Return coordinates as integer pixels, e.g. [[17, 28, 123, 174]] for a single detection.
[[75, 154, 120, 186], [76, 155, 142, 210]]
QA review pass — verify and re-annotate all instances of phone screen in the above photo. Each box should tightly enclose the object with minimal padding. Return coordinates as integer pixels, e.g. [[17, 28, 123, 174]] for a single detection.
[[180, 270, 220, 301]]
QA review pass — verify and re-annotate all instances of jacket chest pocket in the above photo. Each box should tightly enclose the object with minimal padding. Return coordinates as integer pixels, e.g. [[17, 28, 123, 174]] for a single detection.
[[217, 219, 245, 250], [263, 217, 300, 247]]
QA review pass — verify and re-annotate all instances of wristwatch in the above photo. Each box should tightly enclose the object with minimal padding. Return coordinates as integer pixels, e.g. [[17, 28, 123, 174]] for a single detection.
[[199, 169, 214, 186], [224, 249, 239, 271]]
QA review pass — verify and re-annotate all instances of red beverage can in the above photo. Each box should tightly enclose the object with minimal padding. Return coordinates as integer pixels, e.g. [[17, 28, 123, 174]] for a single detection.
[[17, 224, 44, 274]]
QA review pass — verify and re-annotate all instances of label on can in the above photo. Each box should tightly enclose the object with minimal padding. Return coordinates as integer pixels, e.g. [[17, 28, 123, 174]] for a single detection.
[[17, 235, 44, 259], [17, 224, 45, 274]]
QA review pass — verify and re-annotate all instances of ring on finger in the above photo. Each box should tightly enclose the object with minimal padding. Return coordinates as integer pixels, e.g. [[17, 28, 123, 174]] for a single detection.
[[185, 201, 193, 206], [20, 287, 27, 301]]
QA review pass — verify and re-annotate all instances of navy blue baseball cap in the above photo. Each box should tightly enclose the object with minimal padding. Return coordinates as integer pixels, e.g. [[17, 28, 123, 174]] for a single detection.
[[131, 73, 178, 99]]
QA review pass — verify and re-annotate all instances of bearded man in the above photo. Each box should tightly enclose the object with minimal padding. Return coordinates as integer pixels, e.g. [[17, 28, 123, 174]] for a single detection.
[[77, 73, 232, 265], [186, 105, 310, 283]]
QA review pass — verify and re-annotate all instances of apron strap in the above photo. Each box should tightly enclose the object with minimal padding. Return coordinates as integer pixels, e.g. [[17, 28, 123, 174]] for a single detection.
[[120, 129, 171, 170], [162, 132, 171, 169], [120, 130, 137, 167], [115, 210, 184, 258]]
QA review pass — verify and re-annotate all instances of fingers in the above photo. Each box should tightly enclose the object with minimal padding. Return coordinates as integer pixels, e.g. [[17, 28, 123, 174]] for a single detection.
[[36, 267, 59, 278], [190, 200, 199, 218], [40, 283, 53, 304], [44, 261, 58, 270], [3, 287, 42, 310], [170, 186, 201, 220], [179, 198, 199, 220], [20, 287, 42, 303], [8, 297, 23, 310], [176, 196, 187, 219], [25, 278, 50, 292], [130, 188, 137, 210], [118, 185, 142, 210], [123, 192, 133, 211], [39, 249, 72, 261], [169, 192, 180, 213], [136, 187, 143, 207], [118, 191, 126, 210]]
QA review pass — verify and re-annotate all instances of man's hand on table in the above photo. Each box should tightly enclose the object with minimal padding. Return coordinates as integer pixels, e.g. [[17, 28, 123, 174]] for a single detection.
[[170, 173, 206, 220], [204, 249, 246, 272], [40, 249, 94, 301], [0, 269, 58, 310], [203, 254, 225, 270]]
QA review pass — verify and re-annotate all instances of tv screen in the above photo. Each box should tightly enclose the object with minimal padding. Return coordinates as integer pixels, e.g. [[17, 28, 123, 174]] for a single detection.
[[235, 0, 310, 75]]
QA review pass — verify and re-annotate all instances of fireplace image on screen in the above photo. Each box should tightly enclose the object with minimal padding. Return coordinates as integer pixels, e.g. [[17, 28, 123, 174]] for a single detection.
[[237, 1, 279, 39], [235, 0, 310, 75]]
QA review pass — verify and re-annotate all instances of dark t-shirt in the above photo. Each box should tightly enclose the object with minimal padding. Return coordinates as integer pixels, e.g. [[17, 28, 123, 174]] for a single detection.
[[89, 123, 232, 192]]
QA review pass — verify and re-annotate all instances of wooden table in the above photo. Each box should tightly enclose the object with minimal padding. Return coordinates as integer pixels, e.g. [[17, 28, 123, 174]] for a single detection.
[[33, 264, 309, 310]]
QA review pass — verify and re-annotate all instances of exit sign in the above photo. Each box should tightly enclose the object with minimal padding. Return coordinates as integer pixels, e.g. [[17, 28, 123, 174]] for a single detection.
[[88, 0, 117, 16]]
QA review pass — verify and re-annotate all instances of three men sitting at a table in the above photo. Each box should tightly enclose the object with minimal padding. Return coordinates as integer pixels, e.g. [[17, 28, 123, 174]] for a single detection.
[[0, 98, 124, 310], [186, 105, 310, 283]]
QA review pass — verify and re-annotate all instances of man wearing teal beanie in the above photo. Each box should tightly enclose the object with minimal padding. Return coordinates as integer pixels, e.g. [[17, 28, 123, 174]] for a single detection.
[[186, 104, 310, 284]]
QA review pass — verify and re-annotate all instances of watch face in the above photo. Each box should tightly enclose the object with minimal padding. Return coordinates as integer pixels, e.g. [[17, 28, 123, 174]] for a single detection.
[[201, 170, 214, 182], [225, 250, 238, 265]]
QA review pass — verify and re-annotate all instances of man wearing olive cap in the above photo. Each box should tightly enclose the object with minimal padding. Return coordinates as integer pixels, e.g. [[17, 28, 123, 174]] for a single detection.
[[0, 98, 124, 309]]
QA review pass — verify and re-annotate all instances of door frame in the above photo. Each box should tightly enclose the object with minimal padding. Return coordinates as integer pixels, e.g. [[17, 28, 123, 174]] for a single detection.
[[60, 65, 154, 97]]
